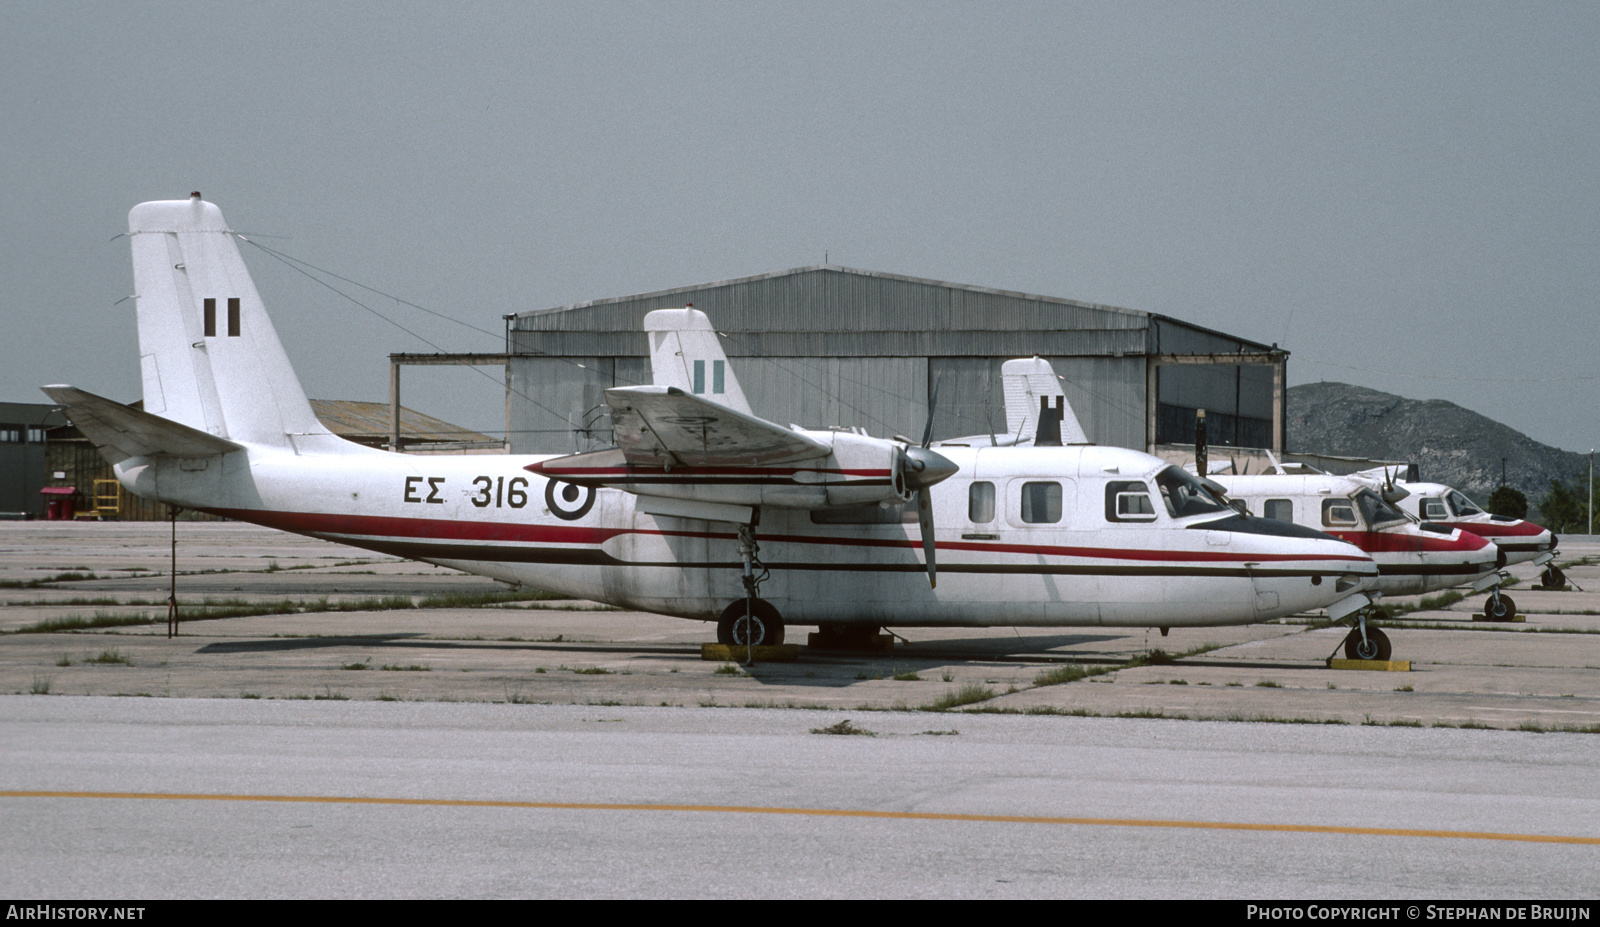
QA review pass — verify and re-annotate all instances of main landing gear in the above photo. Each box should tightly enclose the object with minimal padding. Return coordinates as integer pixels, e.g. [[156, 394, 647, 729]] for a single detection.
[[716, 524, 785, 649], [717, 598, 784, 647]]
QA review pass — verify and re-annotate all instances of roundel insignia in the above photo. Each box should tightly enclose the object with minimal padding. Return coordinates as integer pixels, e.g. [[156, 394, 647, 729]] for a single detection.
[[544, 480, 596, 520]]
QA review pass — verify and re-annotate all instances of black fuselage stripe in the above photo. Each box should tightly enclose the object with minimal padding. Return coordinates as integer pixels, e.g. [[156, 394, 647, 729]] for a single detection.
[[1375, 563, 1489, 576]]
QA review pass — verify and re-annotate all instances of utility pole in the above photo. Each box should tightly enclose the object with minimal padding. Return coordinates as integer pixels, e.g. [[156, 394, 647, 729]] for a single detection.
[[1590, 449, 1594, 536]]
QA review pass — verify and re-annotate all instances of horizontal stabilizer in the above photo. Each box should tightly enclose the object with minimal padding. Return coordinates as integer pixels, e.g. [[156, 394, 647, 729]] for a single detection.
[[41, 385, 243, 465], [605, 385, 831, 468]]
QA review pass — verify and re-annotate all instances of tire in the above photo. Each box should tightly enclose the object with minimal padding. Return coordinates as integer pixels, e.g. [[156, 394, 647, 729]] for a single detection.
[[717, 599, 785, 647], [1482, 594, 1516, 621], [1543, 566, 1565, 588], [1344, 627, 1392, 661]]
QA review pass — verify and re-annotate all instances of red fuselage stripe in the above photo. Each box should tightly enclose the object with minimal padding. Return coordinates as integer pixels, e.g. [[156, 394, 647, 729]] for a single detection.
[[205, 508, 1370, 566]]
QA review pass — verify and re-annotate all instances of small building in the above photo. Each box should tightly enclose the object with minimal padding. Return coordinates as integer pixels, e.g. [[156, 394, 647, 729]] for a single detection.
[[307, 400, 504, 454], [0, 402, 63, 518]]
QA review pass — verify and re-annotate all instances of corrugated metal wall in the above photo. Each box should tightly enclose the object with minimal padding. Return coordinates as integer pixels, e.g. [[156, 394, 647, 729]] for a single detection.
[[508, 266, 1275, 454]]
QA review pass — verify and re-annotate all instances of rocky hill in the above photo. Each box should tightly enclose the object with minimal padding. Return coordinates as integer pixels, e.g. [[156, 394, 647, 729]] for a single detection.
[[1286, 382, 1590, 508]]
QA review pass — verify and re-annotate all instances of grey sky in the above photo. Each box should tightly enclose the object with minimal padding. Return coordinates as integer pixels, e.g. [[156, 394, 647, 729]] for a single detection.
[[4, 1, 1597, 455]]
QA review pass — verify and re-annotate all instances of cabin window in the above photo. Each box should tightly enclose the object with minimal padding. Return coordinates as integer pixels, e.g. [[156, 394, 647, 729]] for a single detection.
[[1422, 498, 1448, 520], [1321, 499, 1359, 528], [1105, 480, 1156, 522], [1264, 499, 1293, 522], [1020, 481, 1062, 524], [969, 481, 995, 523]]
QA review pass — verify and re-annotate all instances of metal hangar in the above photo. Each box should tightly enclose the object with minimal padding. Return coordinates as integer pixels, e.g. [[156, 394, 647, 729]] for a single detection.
[[497, 265, 1287, 456]]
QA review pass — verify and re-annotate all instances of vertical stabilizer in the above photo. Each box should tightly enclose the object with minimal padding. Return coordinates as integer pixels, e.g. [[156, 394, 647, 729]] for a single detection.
[[128, 195, 334, 449], [643, 308, 752, 415], [1001, 356, 1090, 445]]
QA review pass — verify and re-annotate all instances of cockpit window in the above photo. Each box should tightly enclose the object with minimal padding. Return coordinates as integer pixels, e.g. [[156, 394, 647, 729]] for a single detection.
[[1447, 491, 1483, 517], [1354, 490, 1408, 529], [1153, 466, 1231, 519], [1421, 498, 1449, 521]]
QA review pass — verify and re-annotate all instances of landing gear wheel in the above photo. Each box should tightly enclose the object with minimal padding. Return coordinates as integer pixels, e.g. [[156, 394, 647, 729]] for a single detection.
[[717, 599, 784, 647], [1483, 594, 1516, 621], [1542, 566, 1566, 588], [1344, 627, 1392, 661]]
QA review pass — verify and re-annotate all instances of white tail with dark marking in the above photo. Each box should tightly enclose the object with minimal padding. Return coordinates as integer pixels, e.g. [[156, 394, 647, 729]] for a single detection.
[[128, 194, 339, 452], [1001, 356, 1089, 445], [643, 307, 752, 415]]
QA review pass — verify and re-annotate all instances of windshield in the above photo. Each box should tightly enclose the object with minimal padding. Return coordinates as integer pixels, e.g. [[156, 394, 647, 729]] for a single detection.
[[1447, 490, 1484, 517], [1355, 489, 1409, 529], [1154, 466, 1231, 519]]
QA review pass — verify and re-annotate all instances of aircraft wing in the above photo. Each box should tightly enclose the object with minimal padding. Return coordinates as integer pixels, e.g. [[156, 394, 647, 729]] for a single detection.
[[603, 385, 831, 468], [41, 385, 243, 465]]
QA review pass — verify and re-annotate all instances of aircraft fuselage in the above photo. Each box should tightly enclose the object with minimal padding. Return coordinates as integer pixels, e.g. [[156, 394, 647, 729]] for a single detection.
[[117, 442, 1377, 629]]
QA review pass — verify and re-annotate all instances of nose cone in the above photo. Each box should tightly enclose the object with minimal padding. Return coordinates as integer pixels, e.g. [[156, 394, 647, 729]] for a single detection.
[[903, 447, 959, 491]]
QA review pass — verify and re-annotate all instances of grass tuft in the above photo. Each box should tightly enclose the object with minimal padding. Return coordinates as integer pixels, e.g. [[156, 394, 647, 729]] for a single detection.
[[811, 719, 876, 736], [921, 684, 997, 712]]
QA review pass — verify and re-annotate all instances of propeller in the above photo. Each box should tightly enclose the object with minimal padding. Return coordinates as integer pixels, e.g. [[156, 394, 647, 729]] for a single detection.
[[903, 375, 957, 588], [1380, 465, 1410, 504]]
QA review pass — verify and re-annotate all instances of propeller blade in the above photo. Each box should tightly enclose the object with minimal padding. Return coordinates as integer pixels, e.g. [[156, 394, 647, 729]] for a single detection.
[[917, 489, 936, 588], [920, 372, 943, 448]]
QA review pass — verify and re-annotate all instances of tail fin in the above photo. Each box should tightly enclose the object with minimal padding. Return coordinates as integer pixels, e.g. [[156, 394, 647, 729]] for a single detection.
[[642, 308, 753, 415], [128, 195, 336, 449], [1001, 356, 1090, 445]]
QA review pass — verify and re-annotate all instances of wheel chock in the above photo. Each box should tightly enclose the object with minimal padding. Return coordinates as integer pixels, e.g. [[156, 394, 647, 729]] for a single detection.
[[1328, 658, 1412, 671], [701, 643, 800, 662], [807, 632, 896, 652]]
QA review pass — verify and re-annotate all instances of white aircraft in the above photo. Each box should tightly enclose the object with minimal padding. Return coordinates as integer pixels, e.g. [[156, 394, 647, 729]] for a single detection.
[[1384, 479, 1559, 618], [45, 196, 1382, 654], [997, 358, 1503, 659]]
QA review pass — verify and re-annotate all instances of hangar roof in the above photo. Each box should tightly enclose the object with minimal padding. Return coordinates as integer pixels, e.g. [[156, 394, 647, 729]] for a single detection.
[[511, 265, 1277, 358]]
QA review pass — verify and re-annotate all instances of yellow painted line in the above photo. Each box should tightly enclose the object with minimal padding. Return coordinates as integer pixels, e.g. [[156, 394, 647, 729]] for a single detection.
[[4, 790, 1597, 846]]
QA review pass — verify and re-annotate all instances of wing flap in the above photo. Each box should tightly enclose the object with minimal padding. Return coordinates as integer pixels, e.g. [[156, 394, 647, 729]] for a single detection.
[[42, 385, 243, 465]]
